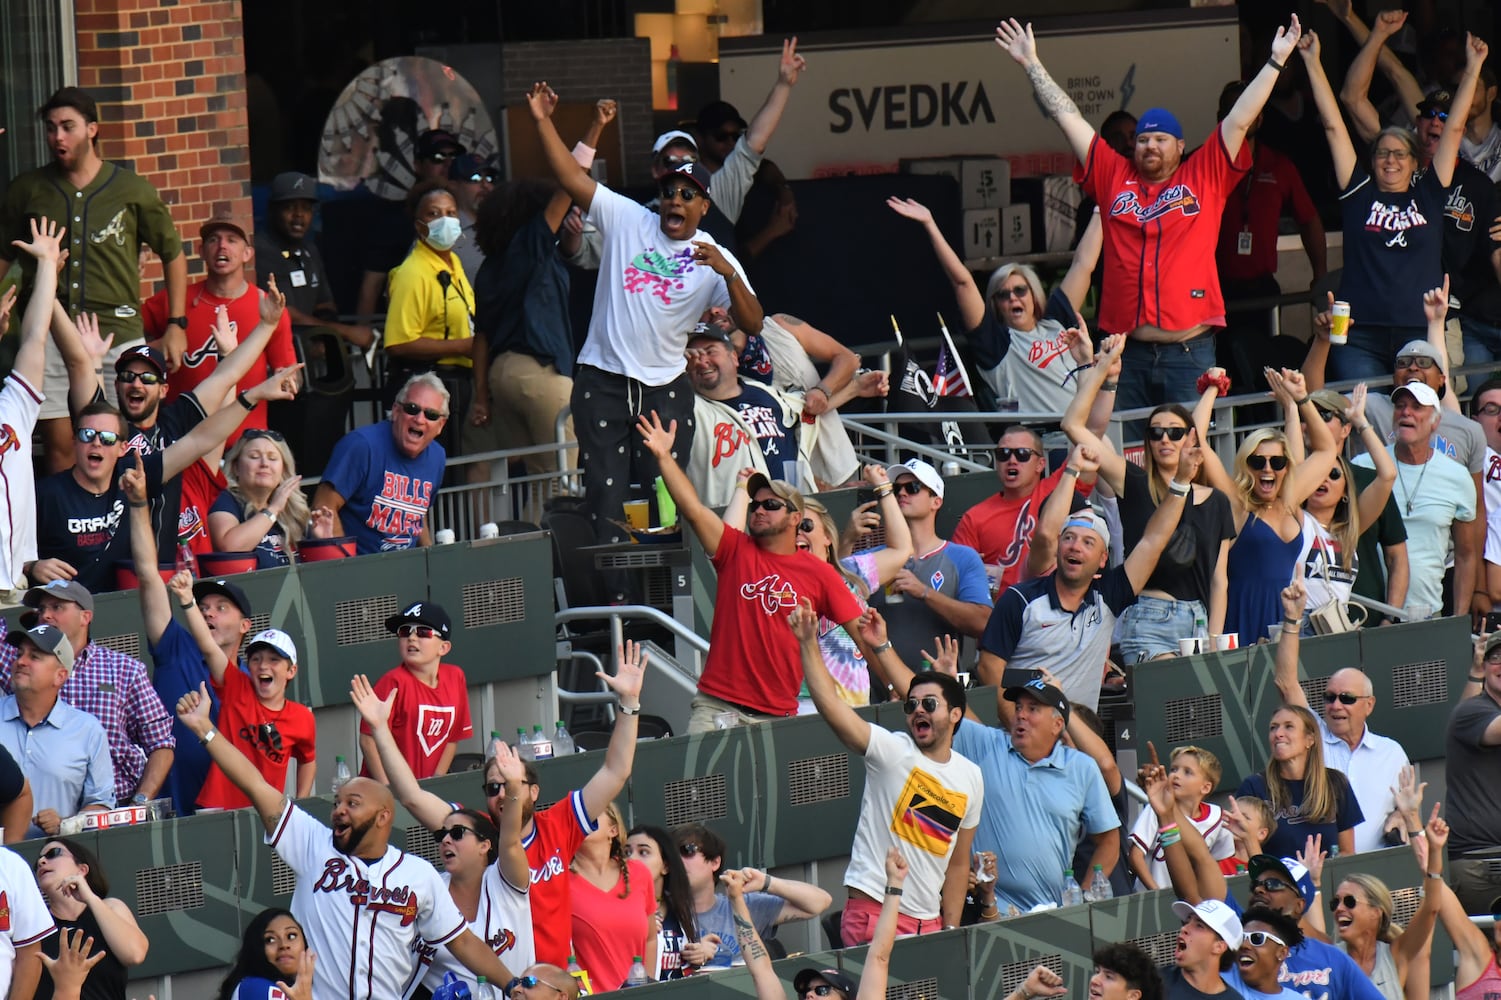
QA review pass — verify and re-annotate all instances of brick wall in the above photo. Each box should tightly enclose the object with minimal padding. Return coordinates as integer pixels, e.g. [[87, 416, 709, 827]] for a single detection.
[[73, 0, 253, 284]]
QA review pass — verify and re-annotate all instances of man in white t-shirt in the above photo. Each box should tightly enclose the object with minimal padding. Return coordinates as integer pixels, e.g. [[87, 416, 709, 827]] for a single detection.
[[527, 82, 764, 574], [1468, 378, 1501, 600], [0, 844, 55, 999], [175, 682, 511, 999], [790, 601, 982, 944]]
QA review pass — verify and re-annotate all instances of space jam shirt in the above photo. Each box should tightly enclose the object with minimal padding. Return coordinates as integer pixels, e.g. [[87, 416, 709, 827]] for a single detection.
[[577, 184, 748, 386], [698, 526, 864, 716], [1336, 165, 1446, 329]]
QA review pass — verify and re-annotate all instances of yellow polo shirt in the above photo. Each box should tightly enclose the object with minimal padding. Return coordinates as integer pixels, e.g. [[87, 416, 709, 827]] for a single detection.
[[383, 239, 475, 368]]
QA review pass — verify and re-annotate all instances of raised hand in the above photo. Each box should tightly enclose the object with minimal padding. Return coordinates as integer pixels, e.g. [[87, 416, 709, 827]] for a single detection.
[[276, 949, 316, 1000], [1280, 367, 1308, 400], [38, 928, 105, 994], [349, 673, 396, 731], [525, 82, 559, 121], [175, 680, 213, 734], [1071, 442, 1101, 476], [788, 597, 819, 643], [75, 312, 114, 367], [601, 640, 647, 706], [309, 506, 337, 539], [492, 735, 526, 784], [995, 18, 1038, 66], [209, 304, 237, 357], [1295, 832, 1325, 886], [1297, 30, 1321, 63], [119, 450, 148, 506], [779, 37, 807, 86], [1373, 9, 1407, 37], [885, 847, 909, 884], [1465, 33, 1488, 69], [12, 215, 64, 263], [690, 241, 733, 278], [886, 196, 934, 225], [1269, 14, 1303, 67], [1022, 965, 1068, 999], [259, 274, 287, 326], [1176, 441, 1205, 485], [1281, 578, 1308, 620], [721, 867, 748, 899], [1423, 275, 1451, 326], [249, 363, 305, 403], [0, 285, 16, 333], [1348, 384, 1366, 426], [1391, 763, 1427, 816], [593, 99, 618, 127], [1423, 802, 1448, 850], [1060, 323, 1095, 367], [166, 570, 193, 604], [635, 410, 678, 459], [920, 634, 961, 676]]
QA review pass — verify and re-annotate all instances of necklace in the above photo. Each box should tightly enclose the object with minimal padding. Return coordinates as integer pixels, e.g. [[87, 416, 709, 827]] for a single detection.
[[1396, 456, 1430, 516]]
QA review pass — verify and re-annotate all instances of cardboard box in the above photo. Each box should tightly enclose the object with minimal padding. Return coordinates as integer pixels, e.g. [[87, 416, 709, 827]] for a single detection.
[[82, 805, 148, 831], [963, 209, 1001, 259], [1002, 204, 1033, 256], [961, 157, 1010, 210]]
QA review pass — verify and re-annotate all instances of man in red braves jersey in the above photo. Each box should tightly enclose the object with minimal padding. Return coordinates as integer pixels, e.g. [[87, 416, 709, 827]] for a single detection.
[[995, 14, 1303, 412], [177, 682, 511, 1000], [639, 410, 863, 733], [352, 643, 647, 969]]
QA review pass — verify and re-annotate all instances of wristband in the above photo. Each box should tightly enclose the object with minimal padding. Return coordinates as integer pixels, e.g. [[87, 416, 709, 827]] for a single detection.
[[1293, 394, 1311, 407], [1282, 617, 1300, 627], [885, 886, 904, 896], [1425, 871, 1443, 880], [1354, 423, 1372, 434], [236, 391, 255, 411], [200, 728, 216, 745], [1159, 822, 1180, 836], [617, 702, 641, 716], [128, 500, 148, 508], [763, 872, 773, 893], [736, 479, 748, 491], [179, 601, 194, 610], [874, 484, 894, 498], [1101, 380, 1118, 392], [166, 315, 188, 329], [1196, 371, 1231, 395], [261, 508, 277, 521], [811, 385, 831, 399], [1168, 481, 1191, 497], [1470, 673, 1485, 682], [723, 270, 739, 284], [872, 640, 894, 655], [1282, 625, 1301, 635], [1267, 56, 1286, 72], [1064, 466, 1082, 478]]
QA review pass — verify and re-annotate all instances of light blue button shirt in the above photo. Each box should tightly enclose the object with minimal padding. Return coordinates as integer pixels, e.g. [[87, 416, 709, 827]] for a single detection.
[[0, 695, 114, 836]]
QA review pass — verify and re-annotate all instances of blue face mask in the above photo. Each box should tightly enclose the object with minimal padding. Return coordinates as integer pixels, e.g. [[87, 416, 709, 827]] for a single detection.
[[425, 215, 462, 251]]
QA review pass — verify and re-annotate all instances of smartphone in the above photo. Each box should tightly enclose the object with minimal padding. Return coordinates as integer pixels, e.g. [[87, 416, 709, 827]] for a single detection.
[[856, 486, 877, 507], [1000, 668, 1043, 689], [1484, 612, 1501, 634]]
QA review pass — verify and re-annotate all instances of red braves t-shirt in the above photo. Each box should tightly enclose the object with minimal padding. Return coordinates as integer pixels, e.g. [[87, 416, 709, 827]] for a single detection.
[[698, 527, 864, 716], [179, 458, 226, 556], [199, 667, 316, 810], [951, 465, 1091, 590], [142, 279, 296, 441], [358, 663, 473, 780], [1075, 130, 1249, 334], [524, 789, 595, 967]]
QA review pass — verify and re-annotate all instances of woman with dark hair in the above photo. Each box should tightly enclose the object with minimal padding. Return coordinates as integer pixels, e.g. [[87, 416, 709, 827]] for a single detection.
[[1235, 704, 1363, 857], [625, 824, 699, 980], [34, 837, 148, 1000], [570, 802, 655, 991], [216, 908, 307, 1000]]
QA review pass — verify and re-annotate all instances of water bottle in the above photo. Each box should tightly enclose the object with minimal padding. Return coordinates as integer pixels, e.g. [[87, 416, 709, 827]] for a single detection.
[[474, 976, 496, 1000], [624, 955, 652, 989], [568, 955, 593, 995], [531, 724, 554, 761], [1088, 864, 1113, 902], [1061, 869, 1084, 907], [332, 756, 351, 794], [553, 721, 576, 756], [175, 532, 198, 578], [516, 727, 535, 762], [1193, 609, 1208, 644]]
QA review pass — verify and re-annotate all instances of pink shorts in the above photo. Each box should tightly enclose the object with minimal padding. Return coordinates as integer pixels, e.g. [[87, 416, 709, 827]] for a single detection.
[[839, 892, 943, 945]]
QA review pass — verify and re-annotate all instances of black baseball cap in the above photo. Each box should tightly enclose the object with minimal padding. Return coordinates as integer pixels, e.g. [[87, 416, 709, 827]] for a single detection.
[[193, 578, 253, 618], [666, 161, 713, 198], [686, 321, 733, 348], [115, 344, 169, 377], [793, 969, 857, 998], [415, 129, 464, 160], [386, 600, 452, 639], [1004, 677, 1071, 724], [269, 172, 319, 203]]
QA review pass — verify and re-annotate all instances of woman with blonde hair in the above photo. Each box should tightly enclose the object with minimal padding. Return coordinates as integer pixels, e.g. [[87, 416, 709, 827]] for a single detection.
[[208, 429, 331, 568], [570, 801, 656, 991], [1235, 703, 1363, 857], [1197, 367, 1339, 641]]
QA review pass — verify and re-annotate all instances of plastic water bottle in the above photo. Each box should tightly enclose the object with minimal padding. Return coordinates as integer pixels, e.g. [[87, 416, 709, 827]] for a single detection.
[[1087, 864, 1114, 902], [473, 975, 496, 1000], [175, 532, 198, 578], [553, 721, 576, 756], [624, 955, 652, 988], [567, 954, 592, 995], [1193, 609, 1209, 645], [516, 727, 535, 762], [531, 724, 554, 760], [1061, 869, 1084, 907], [332, 756, 351, 794]]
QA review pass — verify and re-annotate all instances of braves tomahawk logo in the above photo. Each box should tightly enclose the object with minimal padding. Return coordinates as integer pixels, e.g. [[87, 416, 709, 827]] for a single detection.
[[740, 574, 800, 614], [312, 859, 420, 924], [0, 424, 20, 457]]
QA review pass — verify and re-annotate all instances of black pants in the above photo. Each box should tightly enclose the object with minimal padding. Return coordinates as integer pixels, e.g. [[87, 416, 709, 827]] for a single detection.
[[572, 365, 695, 596]]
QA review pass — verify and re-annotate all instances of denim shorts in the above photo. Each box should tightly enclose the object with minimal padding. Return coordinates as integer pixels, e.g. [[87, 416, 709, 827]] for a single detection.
[[1118, 595, 1206, 663]]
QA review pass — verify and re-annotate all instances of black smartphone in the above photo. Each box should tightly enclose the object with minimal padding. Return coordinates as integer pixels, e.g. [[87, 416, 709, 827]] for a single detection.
[[1484, 612, 1501, 634], [855, 486, 877, 507], [1000, 668, 1043, 689]]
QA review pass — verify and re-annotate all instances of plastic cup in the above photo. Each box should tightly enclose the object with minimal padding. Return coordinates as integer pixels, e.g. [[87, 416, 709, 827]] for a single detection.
[[623, 499, 650, 530], [1214, 633, 1239, 651], [433, 529, 455, 545], [1267, 624, 1283, 644], [1329, 301, 1351, 345], [1178, 638, 1199, 657], [479, 522, 500, 539]]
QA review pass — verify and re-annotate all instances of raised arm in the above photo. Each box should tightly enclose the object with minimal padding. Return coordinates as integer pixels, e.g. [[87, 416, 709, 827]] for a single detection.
[[527, 83, 598, 210], [1278, 369, 1341, 505], [1340, 10, 1415, 143], [160, 363, 302, 481], [1432, 36, 1488, 188], [1391, 804, 1444, 970], [191, 278, 288, 404], [176, 682, 285, 834], [9, 218, 63, 391], [778, 314, 860, 411], [488, 737, 533, 891], [696, 241, 763, 335], [790, 599, 871, 753], [1123, 445, 1195, 593], [858, 850, 911, 1000], [1425, 810, 1497, 986], [1422, 279, 1463, 414], [1299, 31, 1358, 188], [1273, 580, 1311, 707], [861, 464, 912, 583], [637, 411, 725, 555], [744, 38, 806, 155], [1191, 373, 1236, 500], [1220, 15, 1302, 160], [722, 870, 783, 1000], [1060, 333, 1129, 494], [995, 19, 1095, 162], [349, 674, 452, 828], [123, 452, 174, 643], [578, 640, 646, 821], [1026, 444, 1092, 579], [1347, 385, 1397, 526], [886, 197, 985, 331]]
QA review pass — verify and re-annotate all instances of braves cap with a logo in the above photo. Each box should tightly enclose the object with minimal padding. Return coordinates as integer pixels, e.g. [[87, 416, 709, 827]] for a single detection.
[[385, 600, 453, 640], [114, 343, 168, 377], [672, 161, 713, 198], [885, 458, 945, 499], [23, 578, 95, 612], [246, 628, 298, 663], [1248, 854, 1318, 914], [192, 578, 253, 618], [1004, 676, 1070, 724], [4, 623, 76, 670], [268, 171, 320, 204]]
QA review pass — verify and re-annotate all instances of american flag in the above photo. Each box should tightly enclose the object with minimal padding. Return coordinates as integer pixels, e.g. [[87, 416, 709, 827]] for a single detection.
[[932, 313, 973, 398]]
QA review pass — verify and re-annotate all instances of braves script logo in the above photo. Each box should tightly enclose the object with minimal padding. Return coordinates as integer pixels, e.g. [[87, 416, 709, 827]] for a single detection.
[[1488, 453, 1501, 484], [710, 420, 754, 468], [90, 209, 129, 247], [740, 574, 800, 614], [1109, 184, 1201, 224], [531, 853, 567, 885], [1026, 336, 1072, 371], [0, 889, 9, 932], [311, 859, 419, 925]]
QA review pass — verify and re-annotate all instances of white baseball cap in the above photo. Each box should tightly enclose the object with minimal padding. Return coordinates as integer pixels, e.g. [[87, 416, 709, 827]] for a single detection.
[[652, 130, 698, 155], [1171, 898, 1244, 948], [885, 459, 945, 499], [1391, 380, 1440, 408], [1063, 511, 1112, 549], [246, 628, 298, 663]]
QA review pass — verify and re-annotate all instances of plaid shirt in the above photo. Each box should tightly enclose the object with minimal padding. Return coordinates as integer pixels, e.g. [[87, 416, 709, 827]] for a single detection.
[[0, 635, 175, 802]]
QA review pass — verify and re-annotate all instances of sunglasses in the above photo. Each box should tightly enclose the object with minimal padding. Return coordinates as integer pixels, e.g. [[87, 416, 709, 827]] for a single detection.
[[1326, 466, 1342, 481], [437, 825, 479, 843], [1245, 454, 1289, 471], [241, 428, 286, 443], [895, 481, 927, 495], [424, 152, 456, 163], [996, 447, 1037, 463], [1244, 930, 1286, 948], [805, 988, 843, 998], [506, 976, 567, 997], [1252, 877, 1294, 894], [994, 285, 1030, 300], [1329, 894, 1361, 912], [75, 427, 121, 446], [903, 695, 941, 715], [1395, 355, 1437, 370], [797, 518, 816, 533], [1314, 406, 1351, 424], [397, 624, 439, 639], [115, 369, 165, 385], [679, 842, 703, 858], [1475, 403, 1501, 418], [37, 846, 69, 867], [1419, 107, 1449, 121], [399, 401, 445, 421], [659, 184, 703, 203], [1148, 426, 1190, 442], [748, 498, 791, 513], [1324, 691, 1364, 705]]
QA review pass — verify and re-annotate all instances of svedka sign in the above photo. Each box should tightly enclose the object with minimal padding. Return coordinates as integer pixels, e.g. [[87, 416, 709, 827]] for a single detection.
[[829, 81, 996, 133]]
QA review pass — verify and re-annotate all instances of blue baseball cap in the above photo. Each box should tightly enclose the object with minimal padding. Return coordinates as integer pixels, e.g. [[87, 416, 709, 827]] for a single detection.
[[1136, 107, 1183, 140]]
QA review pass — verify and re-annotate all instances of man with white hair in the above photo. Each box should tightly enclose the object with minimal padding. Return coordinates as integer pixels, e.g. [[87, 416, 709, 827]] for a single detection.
[[1353, 380, 1477, 618]]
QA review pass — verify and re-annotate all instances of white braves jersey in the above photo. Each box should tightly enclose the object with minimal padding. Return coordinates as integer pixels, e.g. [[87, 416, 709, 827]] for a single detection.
[[0, 374, 42, 592], [419, 861, 534, 994], [267, 803, 466, 1000], [0, 844, 56, 996]]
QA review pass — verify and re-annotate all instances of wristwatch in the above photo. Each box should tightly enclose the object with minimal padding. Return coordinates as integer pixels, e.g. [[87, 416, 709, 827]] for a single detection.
[[166, 315, 188, 329]]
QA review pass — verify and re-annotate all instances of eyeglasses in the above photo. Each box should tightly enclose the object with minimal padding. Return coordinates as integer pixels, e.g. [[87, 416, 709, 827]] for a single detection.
[[75, 427, 121, 446], [1148, 426, 1190, 442], [1326, 466, 1342, 481], [398, 401, 445, 421], [659, 184, 703, 203], [797, 518, 816, 533], [996, 447, 1037, 463], [1324, 691, 1364, 705], [679, 842, 703, 858], [506, 976, 568, 998], [115, 369, 165, 385], [994, 285, 1030, 300], [37, 846, 69, 868], [748, 498, 790, 512], [1244, 930, 1286, 948], [241, 428, 286, 443], [895, 481, 927, 495], [1329, 894, 1361, 912], [397, 624, 439, 639], [903, 695, 941, 714], [1395, 355, 1437, 370], [1245, 454, 1289, 471], [437, 825, 479, 843], [1251, 877, 1294, 894], [712, 130, 743, 143], [1419, 107, 1449, 121], [1475, 403, 1501, 418], [1373, 148, 1413, 161]]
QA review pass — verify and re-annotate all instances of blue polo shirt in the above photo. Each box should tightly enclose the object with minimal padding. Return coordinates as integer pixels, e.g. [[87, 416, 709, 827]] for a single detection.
[[951, 723, 1119, 912], [0, 694, 114, 836]]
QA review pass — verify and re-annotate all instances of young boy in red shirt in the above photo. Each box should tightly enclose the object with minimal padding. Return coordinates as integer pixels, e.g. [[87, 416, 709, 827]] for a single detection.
[[359, 601, 473, 781]]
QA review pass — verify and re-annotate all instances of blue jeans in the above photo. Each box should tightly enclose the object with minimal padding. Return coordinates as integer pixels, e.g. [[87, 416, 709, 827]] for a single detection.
[[1118, 335, 1219, 439], [1328, 324, 1428, 381], [1118, 595, 1206, 663], [1460, 315, 1501, 368]]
